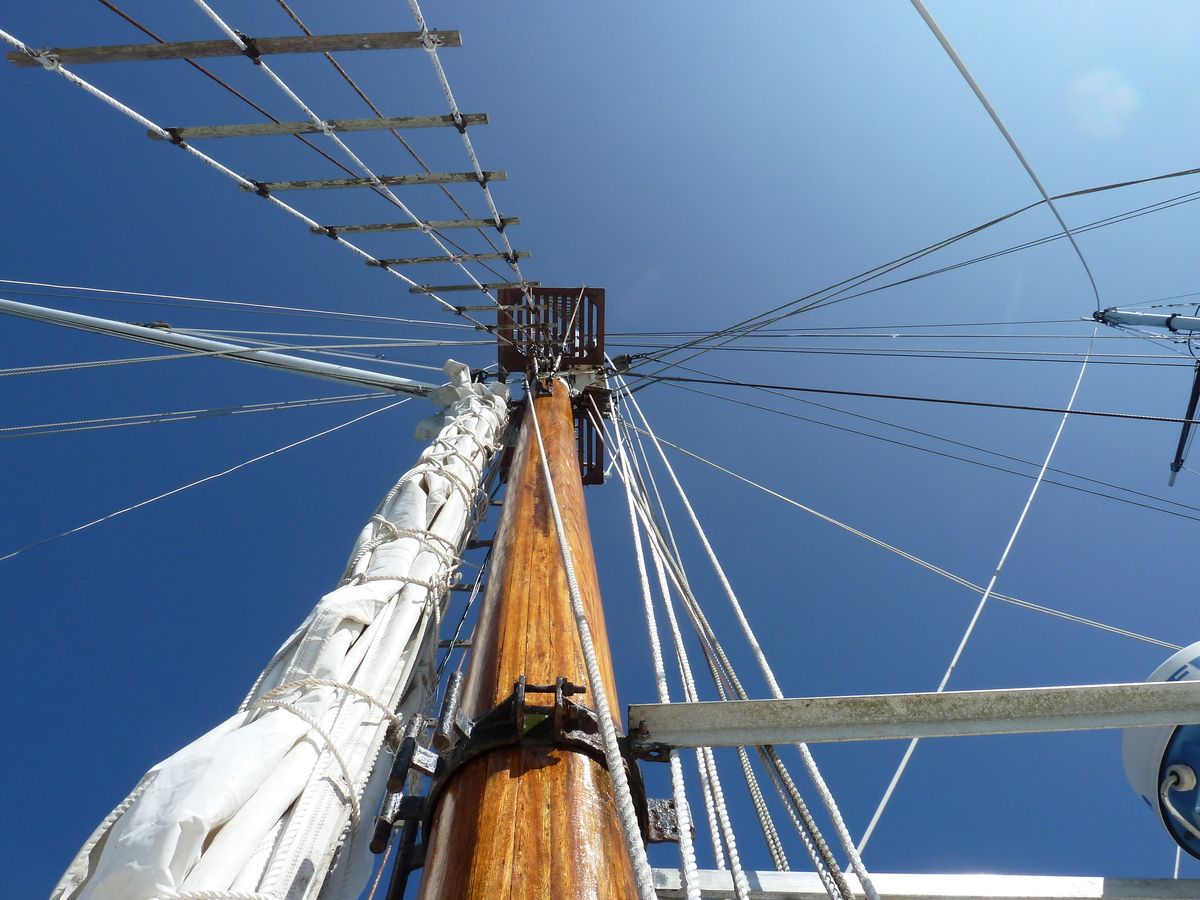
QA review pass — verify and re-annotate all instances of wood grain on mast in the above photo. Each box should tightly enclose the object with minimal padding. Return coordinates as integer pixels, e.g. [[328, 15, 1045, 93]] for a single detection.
[[417, 378, 637, 900]]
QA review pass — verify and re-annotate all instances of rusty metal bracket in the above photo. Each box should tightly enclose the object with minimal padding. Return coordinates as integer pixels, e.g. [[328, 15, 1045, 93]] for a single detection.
[[423, 675, 654, 841]]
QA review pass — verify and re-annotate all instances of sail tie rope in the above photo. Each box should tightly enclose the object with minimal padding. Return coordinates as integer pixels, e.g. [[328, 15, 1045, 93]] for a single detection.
[[525, 381, 658, 900], [245, 697, 363, 829], [255, 678, 403, 730], [146, 892, 278, 900]]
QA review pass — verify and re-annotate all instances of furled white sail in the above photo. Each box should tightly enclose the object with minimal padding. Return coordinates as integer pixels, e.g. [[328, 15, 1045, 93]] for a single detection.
[[52, 360, 510, 900]]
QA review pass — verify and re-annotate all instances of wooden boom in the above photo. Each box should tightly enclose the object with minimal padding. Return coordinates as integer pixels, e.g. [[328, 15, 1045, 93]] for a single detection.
[[417, 378, 637, 900]]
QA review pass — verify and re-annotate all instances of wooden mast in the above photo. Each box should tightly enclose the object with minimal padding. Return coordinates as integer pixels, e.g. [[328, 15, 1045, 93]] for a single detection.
[[416, 376, 638, 900]]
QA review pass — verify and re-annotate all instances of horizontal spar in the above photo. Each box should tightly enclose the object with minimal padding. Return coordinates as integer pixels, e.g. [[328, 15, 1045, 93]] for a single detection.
[[652, 870, 1200, 900], [313, 217, 518, 235], [0, 298, 437, 398], [629, 681, 1200, 747], [7, 31, 461, 67], [245, 171, 505, 192], [370, 252, 530, 267], [410, 282, 539, 293], [149, 113, 488, 141]]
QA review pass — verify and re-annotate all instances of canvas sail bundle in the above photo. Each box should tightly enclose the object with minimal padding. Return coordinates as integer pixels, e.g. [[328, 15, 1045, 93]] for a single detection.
[[52, 361, 509, 900]]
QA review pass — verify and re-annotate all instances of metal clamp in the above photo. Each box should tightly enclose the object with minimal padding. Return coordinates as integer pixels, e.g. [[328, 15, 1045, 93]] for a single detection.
[[423, 675, 654, 840]]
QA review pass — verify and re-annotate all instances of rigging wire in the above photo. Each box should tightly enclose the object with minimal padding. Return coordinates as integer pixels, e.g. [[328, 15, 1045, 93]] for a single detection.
[[908, 0, 1099, 304], [858, 327, 1098, 854], [0, 280, 476, 330], [635, 164, 1200, 374], [0, 399, 409, 564], [617, 422, 1178, 652], [656, 377, 1200, 525], [0, 392, 384, 440], [626, 372, 1200, 427], [405, 0, 528, 287]]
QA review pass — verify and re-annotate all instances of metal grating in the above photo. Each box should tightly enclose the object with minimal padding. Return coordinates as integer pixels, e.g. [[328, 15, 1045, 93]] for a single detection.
[[497, 287, 604, 373], [574, 402, 605, 485]]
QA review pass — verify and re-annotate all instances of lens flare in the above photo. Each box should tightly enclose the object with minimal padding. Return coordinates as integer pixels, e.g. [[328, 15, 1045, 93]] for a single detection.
[[1069, 68, 1139, 137]]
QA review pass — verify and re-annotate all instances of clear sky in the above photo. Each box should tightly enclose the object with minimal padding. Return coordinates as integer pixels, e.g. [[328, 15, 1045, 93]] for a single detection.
[[4, 1, 1200, 897]]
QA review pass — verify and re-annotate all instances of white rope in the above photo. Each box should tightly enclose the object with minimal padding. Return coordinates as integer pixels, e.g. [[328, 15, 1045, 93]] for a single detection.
[[605, 410, 848, 900], [610, 424, 754, 900], [256, 678, 402, 729], [857, 328, 1098, 854], [0, 28, 498, 329], [525, 380, 657, 900], [147, 892, 277, 900], [616, 426, 701, 900], [606, 402, 788, 874], [246, 696, 362, 828], [621, 386, 879, 900], [0, 400, 408, 563]]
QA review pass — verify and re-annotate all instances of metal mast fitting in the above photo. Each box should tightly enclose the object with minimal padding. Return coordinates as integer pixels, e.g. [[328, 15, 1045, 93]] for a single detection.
[[1094, 307, 1200, 484], [497, 287, 609, 484]]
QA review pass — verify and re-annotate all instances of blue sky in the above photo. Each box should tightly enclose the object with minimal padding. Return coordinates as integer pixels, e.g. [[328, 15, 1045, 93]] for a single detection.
[[4, 1, 1200, 896]]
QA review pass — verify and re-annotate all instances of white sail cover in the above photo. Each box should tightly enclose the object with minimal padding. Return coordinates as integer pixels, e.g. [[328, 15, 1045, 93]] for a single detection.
[[53, 360, 510, 900]]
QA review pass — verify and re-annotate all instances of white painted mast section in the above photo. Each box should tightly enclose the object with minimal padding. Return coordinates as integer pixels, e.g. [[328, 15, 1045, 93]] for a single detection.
[[51, 361, 509, 900], [0, 298, 438, 397]]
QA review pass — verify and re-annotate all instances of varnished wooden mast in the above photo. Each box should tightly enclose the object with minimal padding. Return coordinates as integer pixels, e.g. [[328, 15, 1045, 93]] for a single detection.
[[417, 378, 638, 900]]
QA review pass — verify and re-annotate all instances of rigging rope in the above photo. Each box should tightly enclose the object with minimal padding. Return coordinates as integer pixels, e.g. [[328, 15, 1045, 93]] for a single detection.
[[628, 372, 1200, 426], [405, 0, 528, 287], [857, 326, 1098, 854], [603, 407, 845, 899], [0, 279, 475, 330], [187, 0, 505, 299], [618, 385, 880, 900], [0, 399, 408, 564]]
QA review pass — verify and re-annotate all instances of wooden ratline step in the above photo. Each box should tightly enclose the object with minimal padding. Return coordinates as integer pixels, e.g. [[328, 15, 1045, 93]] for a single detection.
[[369, 251, 529, 267], [7, 31, 461, 67], [409, 282, 537, 293], [313, 216, 517, 235], [150, 113, 487, 141], [241, 171, 505, 192]]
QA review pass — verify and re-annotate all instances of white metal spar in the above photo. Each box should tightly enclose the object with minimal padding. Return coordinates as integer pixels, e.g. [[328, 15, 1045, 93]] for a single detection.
[[50, 360, 509, 900], [0, 298, 439, 397]]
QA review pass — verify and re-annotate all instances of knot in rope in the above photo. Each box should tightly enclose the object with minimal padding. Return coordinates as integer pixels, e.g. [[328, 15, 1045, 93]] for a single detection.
[[35, 49, 61, 71]]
